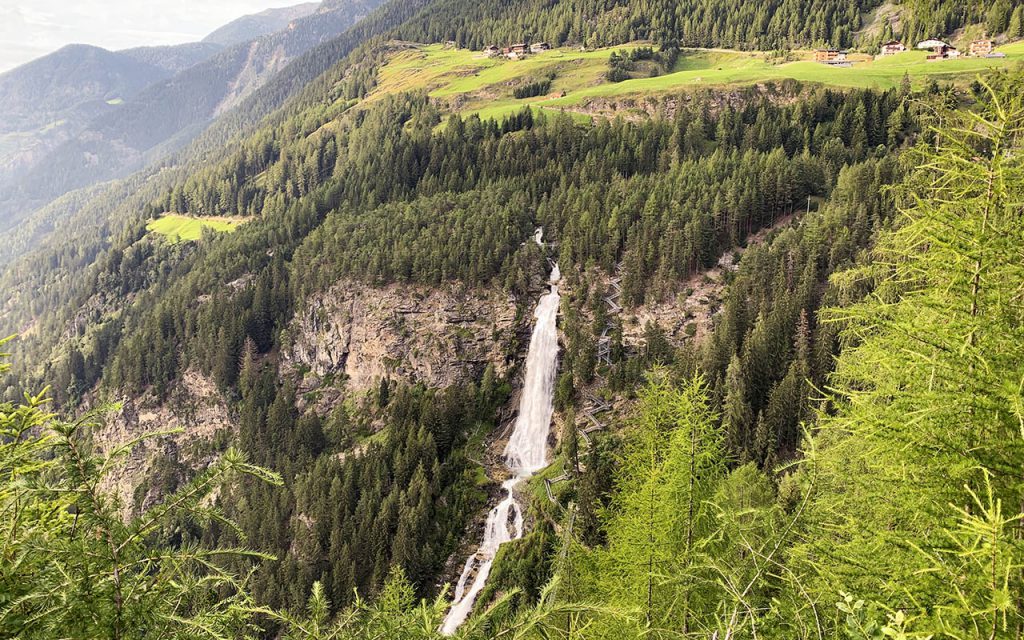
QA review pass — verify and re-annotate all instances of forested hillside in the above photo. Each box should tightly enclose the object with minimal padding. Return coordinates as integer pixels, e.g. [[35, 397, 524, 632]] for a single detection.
[[0, 0, 391, 232], [0, 0, 1022, 637], [396, 0, 879, 50], [0, 45, 182, 133], [2, 65, 911, 613], [0, 43, 215, 190], [899, 0, 1024, 45], [3, 74, 1019, 638], [542, 75, 1024, 639], [393, 0, 1024, 51], [4, 0, 1017, 244]]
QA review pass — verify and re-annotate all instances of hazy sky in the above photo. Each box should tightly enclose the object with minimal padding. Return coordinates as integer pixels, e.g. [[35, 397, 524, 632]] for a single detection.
[[0, 0, 308, 72]]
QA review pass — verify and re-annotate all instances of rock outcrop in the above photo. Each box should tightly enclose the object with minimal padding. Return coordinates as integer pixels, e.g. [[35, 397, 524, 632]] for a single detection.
[[96, 369, 233, 518], [285, 279, 520, 395]]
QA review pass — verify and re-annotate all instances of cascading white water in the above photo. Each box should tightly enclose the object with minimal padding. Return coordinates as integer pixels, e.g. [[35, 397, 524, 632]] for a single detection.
[[440, 231, 560, 635]]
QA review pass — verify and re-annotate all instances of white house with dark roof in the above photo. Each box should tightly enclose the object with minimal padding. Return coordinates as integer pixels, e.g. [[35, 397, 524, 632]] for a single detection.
[[879, 40, 907, 56]]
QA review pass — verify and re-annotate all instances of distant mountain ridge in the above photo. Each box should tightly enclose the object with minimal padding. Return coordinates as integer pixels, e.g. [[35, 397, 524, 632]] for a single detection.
[[119, 42, 225, 74], [0, 41, 221, 186], [0, 0, 387, 230], [0, 39, 228, 204], [203, 3, 320, 47], [202, 0, 384, 115], [0, 44, 171, 135]]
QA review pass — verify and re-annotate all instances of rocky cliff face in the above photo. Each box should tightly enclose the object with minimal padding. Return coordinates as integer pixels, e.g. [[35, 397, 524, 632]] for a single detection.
[[573, 82, 800, 122], [284, 279, 521, 397], [96, 369, 234, 518], [88, 279, 524, 516]]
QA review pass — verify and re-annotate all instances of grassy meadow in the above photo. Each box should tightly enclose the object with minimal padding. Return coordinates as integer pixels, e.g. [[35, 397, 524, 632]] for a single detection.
[[147, 214, 244, 243], [369, 41, 1024, 124]]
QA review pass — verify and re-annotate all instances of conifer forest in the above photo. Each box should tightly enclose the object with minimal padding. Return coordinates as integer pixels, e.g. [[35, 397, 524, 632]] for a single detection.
[[1, 0, 1023, 637]]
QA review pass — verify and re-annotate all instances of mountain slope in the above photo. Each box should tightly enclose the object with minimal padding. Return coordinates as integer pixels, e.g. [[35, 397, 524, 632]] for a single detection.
[[3, 0, 1010, 377], [0, 44, 169, 135], [0, 18, 917, 606], [1, 0, 1021, 635], [0, 0, 387, 231], [0, 43, 219, 190], [202, 0, 386, 115], [203, 2, 320, 47], [0, 0, 391, 227], [4, 0, 1004, 234], [118, 42, 224, 74]]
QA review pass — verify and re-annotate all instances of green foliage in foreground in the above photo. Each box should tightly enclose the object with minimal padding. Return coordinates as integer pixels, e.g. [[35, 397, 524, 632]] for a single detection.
[[0, 345, 281, 638], [534, 75, 1024, 639], [0, 350, 615, 639], [789, 74, 1024, 637]]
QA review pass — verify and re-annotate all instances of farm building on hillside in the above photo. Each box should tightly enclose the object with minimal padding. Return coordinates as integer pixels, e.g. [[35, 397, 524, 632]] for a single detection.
[[484, 45, 500, 56], [879, 40, 907, 56], [530, 42, 550, 53], [970, 39, 994, 57], [502, 43, 529, 59], [918, 39, 959, 61], [815, 49, 849, 65], [926, 45, 958, 60]]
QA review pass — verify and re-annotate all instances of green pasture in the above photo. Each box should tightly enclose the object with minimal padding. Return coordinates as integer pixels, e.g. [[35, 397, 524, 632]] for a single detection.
[[147, 214, 243, 243], [372, 41, 1024, 124], [370, 43, 614, 101], [541, 45, 1024, 108]]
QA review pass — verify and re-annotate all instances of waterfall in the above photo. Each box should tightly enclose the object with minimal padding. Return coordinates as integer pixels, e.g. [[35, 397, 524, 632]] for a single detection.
[[440, 232, 560, 635]]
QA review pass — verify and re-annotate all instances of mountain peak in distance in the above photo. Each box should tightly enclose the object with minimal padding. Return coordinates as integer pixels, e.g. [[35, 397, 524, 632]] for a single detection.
[[202, 2, 321, 47]]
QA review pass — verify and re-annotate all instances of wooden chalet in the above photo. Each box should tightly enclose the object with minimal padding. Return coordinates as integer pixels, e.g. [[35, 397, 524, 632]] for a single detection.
[[969, 39, 994, 57], [814, 48, 840, 62], [879, 40, 907, 56]]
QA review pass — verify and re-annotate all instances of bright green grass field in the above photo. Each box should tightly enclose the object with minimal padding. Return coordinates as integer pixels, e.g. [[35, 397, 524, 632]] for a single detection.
[[373, 41, 1024, 124], [370, 43, 617, 102], [147, 214, 243, 243], [538, 44, 1024, 111]]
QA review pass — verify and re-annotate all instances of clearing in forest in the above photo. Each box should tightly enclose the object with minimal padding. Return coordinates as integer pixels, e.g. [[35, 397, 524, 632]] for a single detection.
[[147, 214, 244, 243]]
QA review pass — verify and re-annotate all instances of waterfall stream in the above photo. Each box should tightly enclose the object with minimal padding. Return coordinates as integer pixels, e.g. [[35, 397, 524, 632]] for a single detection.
[[440, 232, 560, 635]]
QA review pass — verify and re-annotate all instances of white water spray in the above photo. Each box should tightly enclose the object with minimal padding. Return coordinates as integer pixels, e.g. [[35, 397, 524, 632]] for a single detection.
[[440, 231, 560, 635]]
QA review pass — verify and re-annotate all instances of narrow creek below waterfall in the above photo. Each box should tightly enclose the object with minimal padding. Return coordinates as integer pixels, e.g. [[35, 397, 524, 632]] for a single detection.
[[440, 233, 560, 635]]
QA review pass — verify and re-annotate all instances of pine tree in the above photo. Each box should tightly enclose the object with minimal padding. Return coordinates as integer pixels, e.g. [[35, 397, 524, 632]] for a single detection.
[[1008, 5, 1024, 38], [721, 354, 753, 460], [597, 371, 725, 633], [986, 0, 1013, 34], [791, 76, 1024, 637], [561, 407, 580, 475], [378, 376, 391, 408], [0, 351, 282, 638]]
